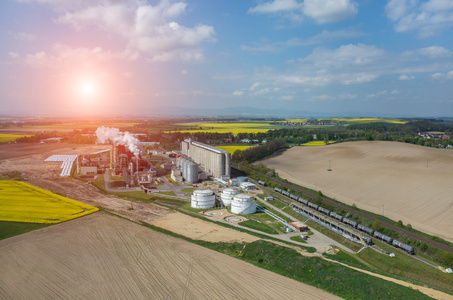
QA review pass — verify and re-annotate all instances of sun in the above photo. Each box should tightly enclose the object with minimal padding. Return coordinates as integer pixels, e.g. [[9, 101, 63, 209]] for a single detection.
[[80, 81, 95, 97]]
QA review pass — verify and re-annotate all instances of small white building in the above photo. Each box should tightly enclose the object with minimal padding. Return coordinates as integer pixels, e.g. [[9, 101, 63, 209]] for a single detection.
[[240, 182, 256, 191]]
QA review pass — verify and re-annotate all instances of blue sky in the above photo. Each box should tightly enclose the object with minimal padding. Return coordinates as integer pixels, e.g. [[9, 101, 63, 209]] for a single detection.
[[1, 0, 453, 117]]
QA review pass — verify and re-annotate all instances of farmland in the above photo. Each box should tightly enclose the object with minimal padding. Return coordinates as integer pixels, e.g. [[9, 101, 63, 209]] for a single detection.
[[217, 145, 255, 153], [172, 121, 279, 134], [301, 141, 336, 146], [0, 180, 98, 223], [0, 133, 33, 143], [261, 141, 453, 243]]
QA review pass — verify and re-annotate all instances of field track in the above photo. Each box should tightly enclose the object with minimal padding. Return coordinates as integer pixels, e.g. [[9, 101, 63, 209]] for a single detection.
[[0, 212, 340, 300], [261, 141, 453, 245]]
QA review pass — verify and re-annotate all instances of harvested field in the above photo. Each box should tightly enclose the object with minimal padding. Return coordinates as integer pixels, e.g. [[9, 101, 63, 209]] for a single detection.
[[149, 211, 259, 244], [261, 141, 453, 242], [0, 212, 340, 300]]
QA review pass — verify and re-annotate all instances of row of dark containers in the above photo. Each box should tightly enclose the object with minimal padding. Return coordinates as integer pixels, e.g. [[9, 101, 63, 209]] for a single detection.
[[273, 187, 415, 254]]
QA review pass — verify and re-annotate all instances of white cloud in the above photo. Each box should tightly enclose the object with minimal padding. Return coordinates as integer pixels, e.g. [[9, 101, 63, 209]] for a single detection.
[[248, 0, 357, 24], [303, 0, 358, 24], [248, 0, 302, 14], [385, 0, 453, 37], [249, 82, 261, 91], [391, 89, 401, 94], [54, 0, 216, 62], [431, 72, 445, 79], [252, 87, 271, 95], [241, 28, 366, 53], [367, 90, 388, 98], [8, 52, 20, 58], [313, 94, 334, 100], [280, 95, 294, 100], [399, 74, 415, 80], [233, 90, 244, 96], [416, 46, 452, 58], [448, 70, 453, 79], [8, 31, 37, 42], [432, 70, 453, 79], [25, 44, 137, 68], [338, 93, 357, 99]]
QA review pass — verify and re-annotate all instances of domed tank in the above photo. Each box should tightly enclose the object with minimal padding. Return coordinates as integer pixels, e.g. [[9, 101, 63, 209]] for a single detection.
[[191, 189, 215, 209], [231, 193, 256, 215], [186, 162, 198, 184], [221, 187, 240, 206], [237, 176, 248, 185]]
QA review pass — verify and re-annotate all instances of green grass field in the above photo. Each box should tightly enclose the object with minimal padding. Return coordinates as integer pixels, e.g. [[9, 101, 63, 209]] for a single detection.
[[0, 221, 49, 240], [0, 180, 98, 223]]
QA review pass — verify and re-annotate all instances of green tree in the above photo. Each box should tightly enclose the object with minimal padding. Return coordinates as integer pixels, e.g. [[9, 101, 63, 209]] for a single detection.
[[372, 220, 382, 231]]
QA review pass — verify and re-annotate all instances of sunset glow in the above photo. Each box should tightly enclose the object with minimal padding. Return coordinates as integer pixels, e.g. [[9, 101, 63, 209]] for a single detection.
[[80, 82, 95, 97], [1, 1, 453, 117]]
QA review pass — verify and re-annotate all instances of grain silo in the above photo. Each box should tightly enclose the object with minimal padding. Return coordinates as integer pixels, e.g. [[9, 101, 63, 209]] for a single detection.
[[220, 187, 240, 206], [191, 189, 215, 209], [186, 162, 198, 184], [231, 193, 256, 215]]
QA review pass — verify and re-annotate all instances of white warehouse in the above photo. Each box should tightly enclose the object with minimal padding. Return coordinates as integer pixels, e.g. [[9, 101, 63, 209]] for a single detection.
[[181, 138, 231, 179]]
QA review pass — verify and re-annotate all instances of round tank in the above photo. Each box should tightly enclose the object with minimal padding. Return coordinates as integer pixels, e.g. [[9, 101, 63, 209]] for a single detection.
[[231, 193, 256, 215], [237, 176, 248, 185], [186, 162, 198, 184], [220, 187, 240, 206], [191, 189, 215, 209]]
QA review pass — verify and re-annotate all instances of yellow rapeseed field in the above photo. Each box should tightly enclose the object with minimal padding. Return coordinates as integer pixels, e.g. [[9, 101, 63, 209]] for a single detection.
[[0, 134, 33, 143], [0, 181, 98, 223], [217, 145, 255, 154], [332, 118, 408, 124], [301, 141, 336, 146], [173, 122, 276, 134]]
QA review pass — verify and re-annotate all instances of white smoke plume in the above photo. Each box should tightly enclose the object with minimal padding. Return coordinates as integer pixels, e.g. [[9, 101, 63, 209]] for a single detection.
[[96, 126, 140, 156]]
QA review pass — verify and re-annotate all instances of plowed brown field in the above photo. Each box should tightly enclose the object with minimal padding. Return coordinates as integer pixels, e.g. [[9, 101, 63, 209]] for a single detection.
[[0, 212, 340, 300], [261, 141, 453, 242]]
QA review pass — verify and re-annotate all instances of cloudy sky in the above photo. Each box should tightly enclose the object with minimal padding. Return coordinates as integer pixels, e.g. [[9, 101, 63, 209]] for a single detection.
[[1, 0, 453, 117]]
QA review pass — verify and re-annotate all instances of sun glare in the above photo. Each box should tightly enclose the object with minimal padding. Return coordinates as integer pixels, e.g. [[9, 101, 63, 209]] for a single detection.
[[80, 81, 95, 97]]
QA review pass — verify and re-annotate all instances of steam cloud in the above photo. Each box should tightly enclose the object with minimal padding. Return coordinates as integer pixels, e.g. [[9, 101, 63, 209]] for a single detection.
[[96, 126, 140, 156]]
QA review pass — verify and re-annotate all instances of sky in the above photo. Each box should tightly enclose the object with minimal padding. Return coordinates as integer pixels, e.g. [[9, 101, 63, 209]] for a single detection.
[[1, 0, 453, 117]]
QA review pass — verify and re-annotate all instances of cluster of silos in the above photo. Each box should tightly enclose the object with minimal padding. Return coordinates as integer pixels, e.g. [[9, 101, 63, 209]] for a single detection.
[[181, 139, 231, 179], [191, 189, 215, 209], [220, 188, 240, 206], [231, 194, 256, 215], [176, 156, 198, 184]]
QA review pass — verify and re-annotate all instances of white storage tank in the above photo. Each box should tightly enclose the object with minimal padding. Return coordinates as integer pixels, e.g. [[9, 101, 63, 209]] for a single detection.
[[220, 187, 240, 206], [231, 193, 256, 215], [191, 189, 215, 209]]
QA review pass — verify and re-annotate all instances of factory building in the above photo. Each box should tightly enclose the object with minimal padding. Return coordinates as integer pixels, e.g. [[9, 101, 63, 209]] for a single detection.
[[181, 139, 231, 180]]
